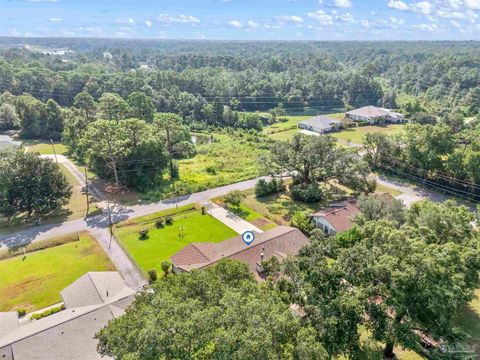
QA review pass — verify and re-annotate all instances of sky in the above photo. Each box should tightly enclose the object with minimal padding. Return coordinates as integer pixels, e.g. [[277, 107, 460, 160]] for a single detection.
[[1, 0, 480, 40]]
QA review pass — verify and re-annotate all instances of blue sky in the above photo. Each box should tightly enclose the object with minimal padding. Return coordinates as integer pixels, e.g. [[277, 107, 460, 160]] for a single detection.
[[1, 0, 479, 40]]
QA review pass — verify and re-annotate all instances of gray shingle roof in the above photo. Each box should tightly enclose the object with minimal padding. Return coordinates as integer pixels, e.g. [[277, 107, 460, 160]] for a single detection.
[[298, 115, 342, 129], [0, 272, 135, 360]]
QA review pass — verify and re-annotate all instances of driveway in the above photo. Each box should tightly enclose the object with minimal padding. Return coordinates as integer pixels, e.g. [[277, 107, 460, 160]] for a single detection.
[[207, 204, 263, 234]]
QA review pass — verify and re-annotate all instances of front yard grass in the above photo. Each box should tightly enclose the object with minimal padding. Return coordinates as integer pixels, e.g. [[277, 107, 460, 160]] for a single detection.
[[24, 140, 68, 156], [0, 232, 115, 312], [375, 182, 403, 197], [114, 204, 237, 275], [331, 124, 404, 145], [212, 196, 278, 231]]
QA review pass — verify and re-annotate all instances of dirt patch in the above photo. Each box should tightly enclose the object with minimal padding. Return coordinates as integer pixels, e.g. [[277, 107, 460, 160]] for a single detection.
[[252, 218, 270, 227], [2, 275, 46, 299]]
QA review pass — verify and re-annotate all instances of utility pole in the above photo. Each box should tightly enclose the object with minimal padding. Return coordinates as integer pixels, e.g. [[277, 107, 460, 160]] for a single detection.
[[50, 139, 58, 164], [84, 165, 89, 219]]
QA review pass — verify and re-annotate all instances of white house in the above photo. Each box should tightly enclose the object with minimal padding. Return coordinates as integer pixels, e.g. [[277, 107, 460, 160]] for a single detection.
[[298, 116, 343, 134], [345, 106, 404, 124]]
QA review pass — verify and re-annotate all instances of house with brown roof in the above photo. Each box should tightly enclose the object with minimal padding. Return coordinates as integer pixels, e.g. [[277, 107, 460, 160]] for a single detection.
[[346, 106, 404, 124], [311, 200, 359, 235], [170, 226, 309, 280]]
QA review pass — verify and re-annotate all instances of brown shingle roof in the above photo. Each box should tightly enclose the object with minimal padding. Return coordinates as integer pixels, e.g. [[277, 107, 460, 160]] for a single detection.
[[170, 226, 309, 279], [311, 200, 359, 233]]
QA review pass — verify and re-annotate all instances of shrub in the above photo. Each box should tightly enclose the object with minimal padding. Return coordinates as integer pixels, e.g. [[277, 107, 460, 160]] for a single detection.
[[161, 261, 171, 276], [148, 269, 158, 283], [17, 308, 27, 317], [255, 178, 285, 197], [290, 183, 324, 203], [291, 211, 315, 235], [138, 228, 149, 239], [30, 305, 64, 320], [165, 216, 174, 225], [224, 190, 246, 209], [201, 206, 206, 215], [155, 218, 165, 228], [205, 165, 217, 175]]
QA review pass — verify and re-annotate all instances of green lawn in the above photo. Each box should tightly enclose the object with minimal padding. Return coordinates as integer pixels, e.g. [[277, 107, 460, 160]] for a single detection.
[[0, 232, 115, 312], [331, 124, 404, 145], [24, 140, 68, 155], [264, 115, 312, 133], [458, 289, 480, 355], [212, 195, 278, 231], [242, 189, 321, 225], [114, 205, 237, 275]]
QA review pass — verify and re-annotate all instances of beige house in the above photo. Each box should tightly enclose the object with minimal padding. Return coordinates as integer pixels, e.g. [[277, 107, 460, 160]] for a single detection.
[[346, 106, 404, 124]]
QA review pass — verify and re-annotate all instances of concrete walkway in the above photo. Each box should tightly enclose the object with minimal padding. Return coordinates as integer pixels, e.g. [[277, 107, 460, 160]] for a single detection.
[[207, 204, 263, 234]]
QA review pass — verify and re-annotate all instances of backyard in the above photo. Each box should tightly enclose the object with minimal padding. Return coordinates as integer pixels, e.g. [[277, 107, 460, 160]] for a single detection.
[[114, 204, 237, 275], [0, 232, 115, 312], [264, 114, 405, 144]]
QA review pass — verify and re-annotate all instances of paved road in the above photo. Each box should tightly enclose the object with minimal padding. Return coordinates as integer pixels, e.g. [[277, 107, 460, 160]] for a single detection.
[[0, 177, 263, 288], [41, 154, 105, 201], [207, 204, 263, 234]]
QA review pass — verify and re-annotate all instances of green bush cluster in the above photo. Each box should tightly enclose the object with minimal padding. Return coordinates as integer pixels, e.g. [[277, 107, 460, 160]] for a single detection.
[[16, 308, 27, 317], [138, 228, 149, 239], [30, 304, 65, 320], [255, 178, 285, 197], [290, 183, 324, 203]]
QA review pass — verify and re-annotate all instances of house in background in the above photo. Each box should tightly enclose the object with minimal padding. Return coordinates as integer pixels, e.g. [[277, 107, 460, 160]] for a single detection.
[[298, 115, 343, 134], [171, 226, 309, 280], [346, 106, 404, 124], [0, 272, 135, 360], [311, 200, 359, 235], [0, 135, 22, 151]]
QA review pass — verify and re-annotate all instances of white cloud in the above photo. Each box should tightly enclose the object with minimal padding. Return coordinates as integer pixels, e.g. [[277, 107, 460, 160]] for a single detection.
[[128, 18, 135, 24], [277, 15, 304, 23], [307, 10, 334, 25], [412, 1, 432, 15], [263, 24, 281, 29], [48, 17, 62, 22], [247, 20, 259, 28], [412, 23, 438, 31], [333, 0, 352, 8], [145, 20, 152, 27], [337, 13, 355, 22], [228, 20, 243, 28], [388, 0, 409, 10], [360, 19, 371, 28], [450, 19, 461, 27], [465, 0, 480, 9], [156, 14, 200, 24]]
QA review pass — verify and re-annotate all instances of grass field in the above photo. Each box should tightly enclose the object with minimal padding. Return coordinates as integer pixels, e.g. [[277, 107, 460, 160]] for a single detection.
[[265, 115, 405, 144], [458, 289, 480, 355], [144, 132, 267, 200], [0, 232, 115, 312], [375, 182, 403, 197], [331, 124, 404, 145], [242, 189, 321, 225], [24, 140, 68, 156], [114, 205, 237, 275]]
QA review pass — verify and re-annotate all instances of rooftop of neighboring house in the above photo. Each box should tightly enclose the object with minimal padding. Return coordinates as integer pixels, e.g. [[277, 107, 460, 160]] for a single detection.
[[311, 199, 360, 233], [0, 272, 135, 360], [298, 115, 343, 129], [346, 105, 393, 119], [312, 193, 396, 233], [170, 226, 309, 280], [0, 135, 22, 150]]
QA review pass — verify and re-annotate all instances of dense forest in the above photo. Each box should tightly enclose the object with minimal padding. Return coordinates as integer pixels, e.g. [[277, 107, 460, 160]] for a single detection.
[[0, 39, 479, 123]]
